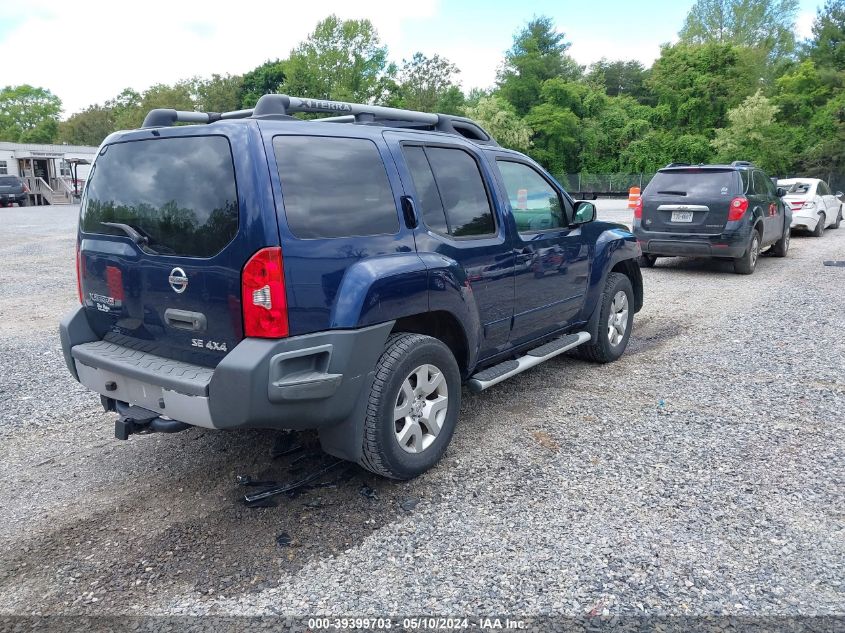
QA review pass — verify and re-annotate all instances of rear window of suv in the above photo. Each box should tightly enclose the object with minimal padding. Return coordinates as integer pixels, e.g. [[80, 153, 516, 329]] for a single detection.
[[273, 136, 399, 239], [0, 176, 20, 185], [647, 170, 736, 197], [80, 136, 239, 258]]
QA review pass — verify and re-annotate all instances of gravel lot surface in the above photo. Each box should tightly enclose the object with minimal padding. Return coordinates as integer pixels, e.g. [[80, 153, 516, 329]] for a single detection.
[[0, 203, 842, 619]]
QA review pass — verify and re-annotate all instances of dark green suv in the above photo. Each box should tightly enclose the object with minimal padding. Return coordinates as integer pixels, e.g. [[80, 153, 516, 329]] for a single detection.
[[633, 161, 792, 274]]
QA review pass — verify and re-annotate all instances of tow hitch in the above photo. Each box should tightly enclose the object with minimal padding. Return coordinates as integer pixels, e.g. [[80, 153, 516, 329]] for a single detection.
[[112, 401, 190, 440]]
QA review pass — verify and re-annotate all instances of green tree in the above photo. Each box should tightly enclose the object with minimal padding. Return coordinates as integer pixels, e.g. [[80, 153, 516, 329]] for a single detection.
[[397, 52, 461, 112], [436, 86, 466, 115], [806, 0, 845, 71], [190, 74, 243, 112], [58, 105, 114, 145], [464, 96, 532, 153], [239, 59, 286, 108], [587, 59, 651, 101], [679, 0, 799, 61], [0, 84, 62, 142], [711, 91, 796, 173], [111, 83, 195, 130], [497, 16, 583, 114], [281, 15, 396, 102], [791, 91, 845, 177], [648, 42, 757, 134], [579, 95, 658, 172], [774, 60, 837, 125]]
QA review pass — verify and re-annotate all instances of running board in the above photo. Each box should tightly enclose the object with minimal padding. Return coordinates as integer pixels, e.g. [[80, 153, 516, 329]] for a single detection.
[[468, 332, 591, 393]]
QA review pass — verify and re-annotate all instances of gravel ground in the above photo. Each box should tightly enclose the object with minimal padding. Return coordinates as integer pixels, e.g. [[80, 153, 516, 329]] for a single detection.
[[0, 204, 843, 620]]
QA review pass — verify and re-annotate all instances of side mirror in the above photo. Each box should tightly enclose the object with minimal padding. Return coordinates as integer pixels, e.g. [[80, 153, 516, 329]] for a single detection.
[[572, 200, 596, 225], [837, 191, 844, 198], [776, 187, 786, 197]]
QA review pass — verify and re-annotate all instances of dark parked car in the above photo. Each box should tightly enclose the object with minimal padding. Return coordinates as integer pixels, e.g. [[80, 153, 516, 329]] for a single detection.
[[0, 175, 29, 207], [633, 162, 791, 274], [60, 94, 643, 479]]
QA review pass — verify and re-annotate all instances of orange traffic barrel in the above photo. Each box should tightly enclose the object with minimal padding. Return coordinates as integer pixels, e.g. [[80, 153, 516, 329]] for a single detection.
[[627, 187, 641, 209]]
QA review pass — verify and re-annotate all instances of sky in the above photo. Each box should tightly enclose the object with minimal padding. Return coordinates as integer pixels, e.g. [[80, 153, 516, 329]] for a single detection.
[[0, 0, 826, 117]]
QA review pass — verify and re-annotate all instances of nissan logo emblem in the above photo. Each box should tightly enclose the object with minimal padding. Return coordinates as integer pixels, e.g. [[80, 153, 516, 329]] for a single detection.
[[168, 267, 188, 294]]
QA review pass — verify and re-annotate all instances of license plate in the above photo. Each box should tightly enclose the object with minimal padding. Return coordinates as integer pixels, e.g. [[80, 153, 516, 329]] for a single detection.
[[671, 211, 694, 222]]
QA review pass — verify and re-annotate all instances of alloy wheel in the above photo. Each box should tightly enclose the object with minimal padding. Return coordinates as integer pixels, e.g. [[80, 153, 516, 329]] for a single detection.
[[393, 364, 449, 454], [607, 290, 629, 347]]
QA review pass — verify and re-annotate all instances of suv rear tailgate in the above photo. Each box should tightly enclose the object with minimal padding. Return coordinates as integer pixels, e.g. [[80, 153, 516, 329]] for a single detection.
[[643, 169, 738, 234], [78, 132, 265, 367]]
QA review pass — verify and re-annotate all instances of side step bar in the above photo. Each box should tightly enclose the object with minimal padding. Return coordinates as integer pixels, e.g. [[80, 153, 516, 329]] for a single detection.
[[468, 332, 591, 393]]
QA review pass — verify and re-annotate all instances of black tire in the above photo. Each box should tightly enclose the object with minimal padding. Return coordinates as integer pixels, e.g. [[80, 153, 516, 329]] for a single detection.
[[638, 254, 657, 268], [812, 213, 826, 237], [19, 197, 29, 207], [572, 272, 634, 364], [832, 207, 842, 229], [734, 229, 761, 275], [360, 333, 461, 480], [771, 223, 790, 257]]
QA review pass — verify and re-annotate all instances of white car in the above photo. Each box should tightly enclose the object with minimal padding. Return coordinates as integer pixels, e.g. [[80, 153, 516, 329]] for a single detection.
[[778, 177, 843, 237]]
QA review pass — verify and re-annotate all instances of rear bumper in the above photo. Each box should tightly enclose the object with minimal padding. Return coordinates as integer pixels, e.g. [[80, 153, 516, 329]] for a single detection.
[[59, 306, 393, 432], [633, 225, 749, 258], [790, 211, 820, 231], [0, 193, 26, 203]]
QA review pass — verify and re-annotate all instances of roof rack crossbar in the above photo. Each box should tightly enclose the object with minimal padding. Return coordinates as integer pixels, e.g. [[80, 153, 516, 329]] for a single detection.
[[141, 94, 499, 146], [142, 108, 253, 128]]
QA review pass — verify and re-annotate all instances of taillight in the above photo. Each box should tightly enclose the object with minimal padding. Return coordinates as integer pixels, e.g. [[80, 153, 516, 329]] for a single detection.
[[633, 197, 643, 219], [23, 183, 30, 193], [105, 265, 124, 301], [241, 247, 288, 338], [728, 196, 749, 221], [75, 243, 84, 304]]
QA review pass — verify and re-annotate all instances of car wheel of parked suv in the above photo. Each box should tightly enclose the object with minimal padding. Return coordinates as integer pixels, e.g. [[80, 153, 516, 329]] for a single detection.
[[361, 333, 461, 480], [572, 272, 634, 364], [734, 230, 761, 275], [638, 254, 657, 268], [812, 213, 826, 237], [771, 225, 790, 257]]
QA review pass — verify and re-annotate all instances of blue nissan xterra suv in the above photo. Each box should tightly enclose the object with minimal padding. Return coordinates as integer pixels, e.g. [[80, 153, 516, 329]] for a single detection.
[[60, 94, 643, 479]]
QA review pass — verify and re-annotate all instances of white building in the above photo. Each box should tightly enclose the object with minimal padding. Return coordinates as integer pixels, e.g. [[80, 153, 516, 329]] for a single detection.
[[0, 141, 98, 204]]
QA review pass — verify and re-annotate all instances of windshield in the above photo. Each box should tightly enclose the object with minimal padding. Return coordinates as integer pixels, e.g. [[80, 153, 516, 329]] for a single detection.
[[646, 170, 736, 197], [80, 136, 239, 258]]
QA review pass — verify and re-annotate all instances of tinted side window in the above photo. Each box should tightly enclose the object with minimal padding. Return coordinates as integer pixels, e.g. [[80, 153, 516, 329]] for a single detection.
[[763, 174, 776, 196], [80, 136, 239, 258], [274, 136, 399, 239], [497, 160, 565, 232], [425, 147, 495, 237], [402, 146, 449, 234], [739, 170, 750, 194], [751, 171, 769, 196]]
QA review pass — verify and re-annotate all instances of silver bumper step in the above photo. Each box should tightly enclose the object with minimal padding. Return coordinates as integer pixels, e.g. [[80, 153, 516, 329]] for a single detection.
[[468, 331, 591, 393]]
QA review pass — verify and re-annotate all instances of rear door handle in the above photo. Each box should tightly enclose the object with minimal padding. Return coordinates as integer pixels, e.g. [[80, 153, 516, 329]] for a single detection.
[[401, 196, 418, 229], [164, 309, 207, 331]]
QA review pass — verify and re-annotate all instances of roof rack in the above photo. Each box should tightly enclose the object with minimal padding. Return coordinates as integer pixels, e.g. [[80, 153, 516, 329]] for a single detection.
[[141, 94, 499, 146]]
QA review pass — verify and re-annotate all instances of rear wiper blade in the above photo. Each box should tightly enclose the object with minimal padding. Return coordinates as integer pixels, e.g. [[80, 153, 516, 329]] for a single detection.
[[100, 222, 158, 252], [657, 190, 687, 195]]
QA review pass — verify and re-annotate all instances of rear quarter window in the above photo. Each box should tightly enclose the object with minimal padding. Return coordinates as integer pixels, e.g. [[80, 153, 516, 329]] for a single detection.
[[80, 135, 239, 258], [273, 136, 399, 239]]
